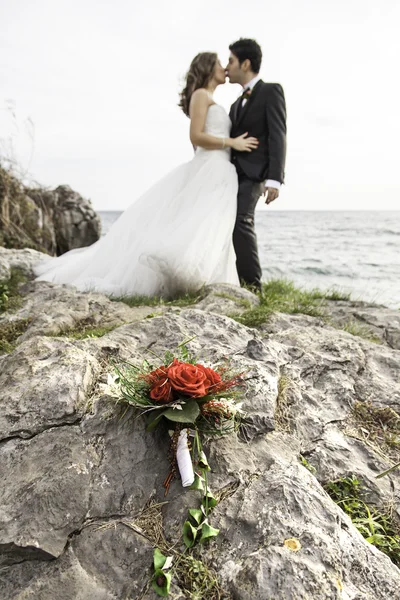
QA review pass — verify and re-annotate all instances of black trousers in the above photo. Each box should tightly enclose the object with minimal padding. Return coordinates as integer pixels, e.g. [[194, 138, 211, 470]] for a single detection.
[[233, 173, 264, 290]]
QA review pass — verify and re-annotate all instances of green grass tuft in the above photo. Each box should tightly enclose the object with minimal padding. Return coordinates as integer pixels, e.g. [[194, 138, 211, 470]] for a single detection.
[[214, 292, 252, 309], [299, 455, 317, 475], [65, 325, 118, 340], [47, 316, 120, 340], [231, 305, 273, 328], [308, 288, 352, 301], [173, 553, 227, 600], [109, 279, 356, 331], [232, 279, 327, 327], [110, 288, 203, 309], [323, 290, 352, 301], [110, 294, 164, 308], [51, 323, 118, 340], [340, 320, 382, 344], [324, 475, 400, 567], [0, 268, 28, 313], [0, 317, 32, 354]]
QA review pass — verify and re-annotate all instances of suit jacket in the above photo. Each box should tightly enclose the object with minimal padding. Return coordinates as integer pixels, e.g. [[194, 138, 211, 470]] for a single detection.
[[229, 80, 287, 183]]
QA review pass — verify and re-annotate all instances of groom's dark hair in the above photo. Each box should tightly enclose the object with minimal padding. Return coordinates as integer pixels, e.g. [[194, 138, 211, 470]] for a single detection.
[[229, 38, 262, 74]]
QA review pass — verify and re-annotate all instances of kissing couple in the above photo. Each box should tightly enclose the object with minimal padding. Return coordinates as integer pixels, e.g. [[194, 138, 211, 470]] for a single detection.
[[35, 38, 287, 299]]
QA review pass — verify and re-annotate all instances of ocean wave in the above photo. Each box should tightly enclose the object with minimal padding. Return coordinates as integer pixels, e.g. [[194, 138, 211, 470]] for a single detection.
[[302, 266, 337, 276], [381, 229, 400, 236]]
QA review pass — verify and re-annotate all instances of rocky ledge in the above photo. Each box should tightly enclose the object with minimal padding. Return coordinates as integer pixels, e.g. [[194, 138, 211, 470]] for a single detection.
[[0, 165, 101, 255], [0, 249, 400, 599]]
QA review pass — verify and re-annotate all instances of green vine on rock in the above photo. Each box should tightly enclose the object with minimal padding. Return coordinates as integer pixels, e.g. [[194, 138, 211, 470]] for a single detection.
[[151, 430, 220, 597]]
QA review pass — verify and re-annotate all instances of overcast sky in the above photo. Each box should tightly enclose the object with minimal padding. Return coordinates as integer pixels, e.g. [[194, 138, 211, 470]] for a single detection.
[[1, 0, 399, 211]]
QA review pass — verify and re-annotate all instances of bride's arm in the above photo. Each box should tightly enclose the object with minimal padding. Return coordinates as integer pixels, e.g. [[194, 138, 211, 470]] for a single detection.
[[189, 89, 258, 152]]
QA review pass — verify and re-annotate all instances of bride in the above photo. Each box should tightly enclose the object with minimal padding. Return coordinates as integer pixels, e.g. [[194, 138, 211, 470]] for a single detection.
[[34, 53, 259, 298]]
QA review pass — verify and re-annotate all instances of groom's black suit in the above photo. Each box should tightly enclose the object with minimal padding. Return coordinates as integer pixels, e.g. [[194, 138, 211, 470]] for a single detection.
[[229, 80, 287, 290]]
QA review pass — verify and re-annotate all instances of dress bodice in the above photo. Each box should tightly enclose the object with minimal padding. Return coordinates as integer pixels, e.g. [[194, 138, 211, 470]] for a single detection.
[[195, 104, 231, 161]]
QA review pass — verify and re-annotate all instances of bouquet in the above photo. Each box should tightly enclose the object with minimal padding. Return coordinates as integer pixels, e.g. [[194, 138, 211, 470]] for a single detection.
[[113, 344, 245, 489], [110, 343, 245, 596]]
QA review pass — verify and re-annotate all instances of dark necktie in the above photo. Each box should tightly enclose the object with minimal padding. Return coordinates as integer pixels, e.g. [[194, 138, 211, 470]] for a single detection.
[[237, 87, 251, 118]]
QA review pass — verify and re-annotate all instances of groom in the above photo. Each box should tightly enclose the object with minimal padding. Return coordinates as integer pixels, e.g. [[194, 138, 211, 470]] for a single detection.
[[226, 38, 287, 292]]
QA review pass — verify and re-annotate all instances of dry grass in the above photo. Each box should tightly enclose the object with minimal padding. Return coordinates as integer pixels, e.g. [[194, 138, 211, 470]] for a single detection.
[[274, 374, 293, 432], [0, 165, 53, 252], [173, 552, 229, 600], [125, 499, 169, 549], [93, 498, 168, 548], [93, 497, 230, 599], [345, 401, 400, 463]]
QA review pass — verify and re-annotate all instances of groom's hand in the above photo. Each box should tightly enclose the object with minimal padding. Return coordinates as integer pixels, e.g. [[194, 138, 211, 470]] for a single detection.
[[264, 187, 279, 204]]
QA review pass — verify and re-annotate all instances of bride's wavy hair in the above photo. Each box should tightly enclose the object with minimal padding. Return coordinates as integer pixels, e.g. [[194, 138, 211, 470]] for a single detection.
[[179, 52, 218, 117]]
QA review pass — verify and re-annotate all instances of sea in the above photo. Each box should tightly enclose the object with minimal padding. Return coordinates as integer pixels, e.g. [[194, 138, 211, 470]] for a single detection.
[[99, 210, 400, 309]]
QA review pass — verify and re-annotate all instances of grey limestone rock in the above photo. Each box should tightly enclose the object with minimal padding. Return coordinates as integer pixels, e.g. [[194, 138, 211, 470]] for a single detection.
[[0, 246, 47, 279], [51, 184, 101, 255], [192, 282, 260, 317], [0, 281, 400, 598]]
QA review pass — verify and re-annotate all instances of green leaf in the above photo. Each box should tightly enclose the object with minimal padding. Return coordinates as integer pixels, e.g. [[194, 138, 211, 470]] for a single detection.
[[356, 524, 370, 536], [146, 411, 166, 432], [188, 508, 204, 525], [366, 534, 386, 543], [376, 460, 400, 479], [163, 399, 200, 424], [202, 491, 217, 509], [152, 569, 172, 597], [153, 548, 167, 571], [183, 520, 198, 548], [197, 451, 211, 471], [189, 473, 205, 491], [199, 522, 220, 543]]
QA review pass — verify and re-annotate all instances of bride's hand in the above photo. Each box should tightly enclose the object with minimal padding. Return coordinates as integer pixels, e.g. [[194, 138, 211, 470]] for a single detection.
[[232, 133, 259, 152]]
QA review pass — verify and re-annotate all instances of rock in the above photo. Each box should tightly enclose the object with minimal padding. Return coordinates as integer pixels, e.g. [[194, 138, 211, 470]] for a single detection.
[[0, 258, 168, 347], [0, 335, 101, 440], [1, 281, 400, 598], [192, 282, 260, 316], [1, 526, 153, 599], [0, 166, 101, 255], [324, 299, 400, 350], [0, 426, 91, 565], [262, 299, 400, 353], [0, 247, 48, 279], [212, 433, 399, 600], [51, 185, 101, 255], [81, 397, 170, 520]]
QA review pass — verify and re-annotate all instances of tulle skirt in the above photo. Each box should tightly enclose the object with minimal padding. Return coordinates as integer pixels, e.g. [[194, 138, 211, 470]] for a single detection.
[[34, 151, 240, 297]]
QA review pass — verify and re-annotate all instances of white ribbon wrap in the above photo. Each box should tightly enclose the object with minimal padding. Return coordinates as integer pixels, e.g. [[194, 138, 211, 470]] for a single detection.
[[176, 429, 195, 487]]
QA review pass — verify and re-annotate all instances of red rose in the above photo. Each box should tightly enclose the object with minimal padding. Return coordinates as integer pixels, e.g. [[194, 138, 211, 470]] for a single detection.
[[195, 365, 222, 393], [150, 378, 173, 403], [146, 366, 169, 384], [145, 365, 173, 403], [167, 359, 208, 397]]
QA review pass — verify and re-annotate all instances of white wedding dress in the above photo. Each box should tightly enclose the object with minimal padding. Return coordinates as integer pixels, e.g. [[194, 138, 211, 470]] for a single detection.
[[34, 104, 240, 297]]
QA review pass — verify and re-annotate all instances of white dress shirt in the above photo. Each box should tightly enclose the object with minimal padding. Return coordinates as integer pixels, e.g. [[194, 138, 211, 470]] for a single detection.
[[240, 75, 281, 191]]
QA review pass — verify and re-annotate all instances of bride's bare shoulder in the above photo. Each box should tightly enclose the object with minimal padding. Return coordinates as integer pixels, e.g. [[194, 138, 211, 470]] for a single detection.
[[189, 88, 213, 118], [191, 88, 212, 103]]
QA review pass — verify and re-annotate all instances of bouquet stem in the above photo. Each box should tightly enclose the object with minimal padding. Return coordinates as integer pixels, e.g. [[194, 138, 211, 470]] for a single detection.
[[176, 429, 195, 487]]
